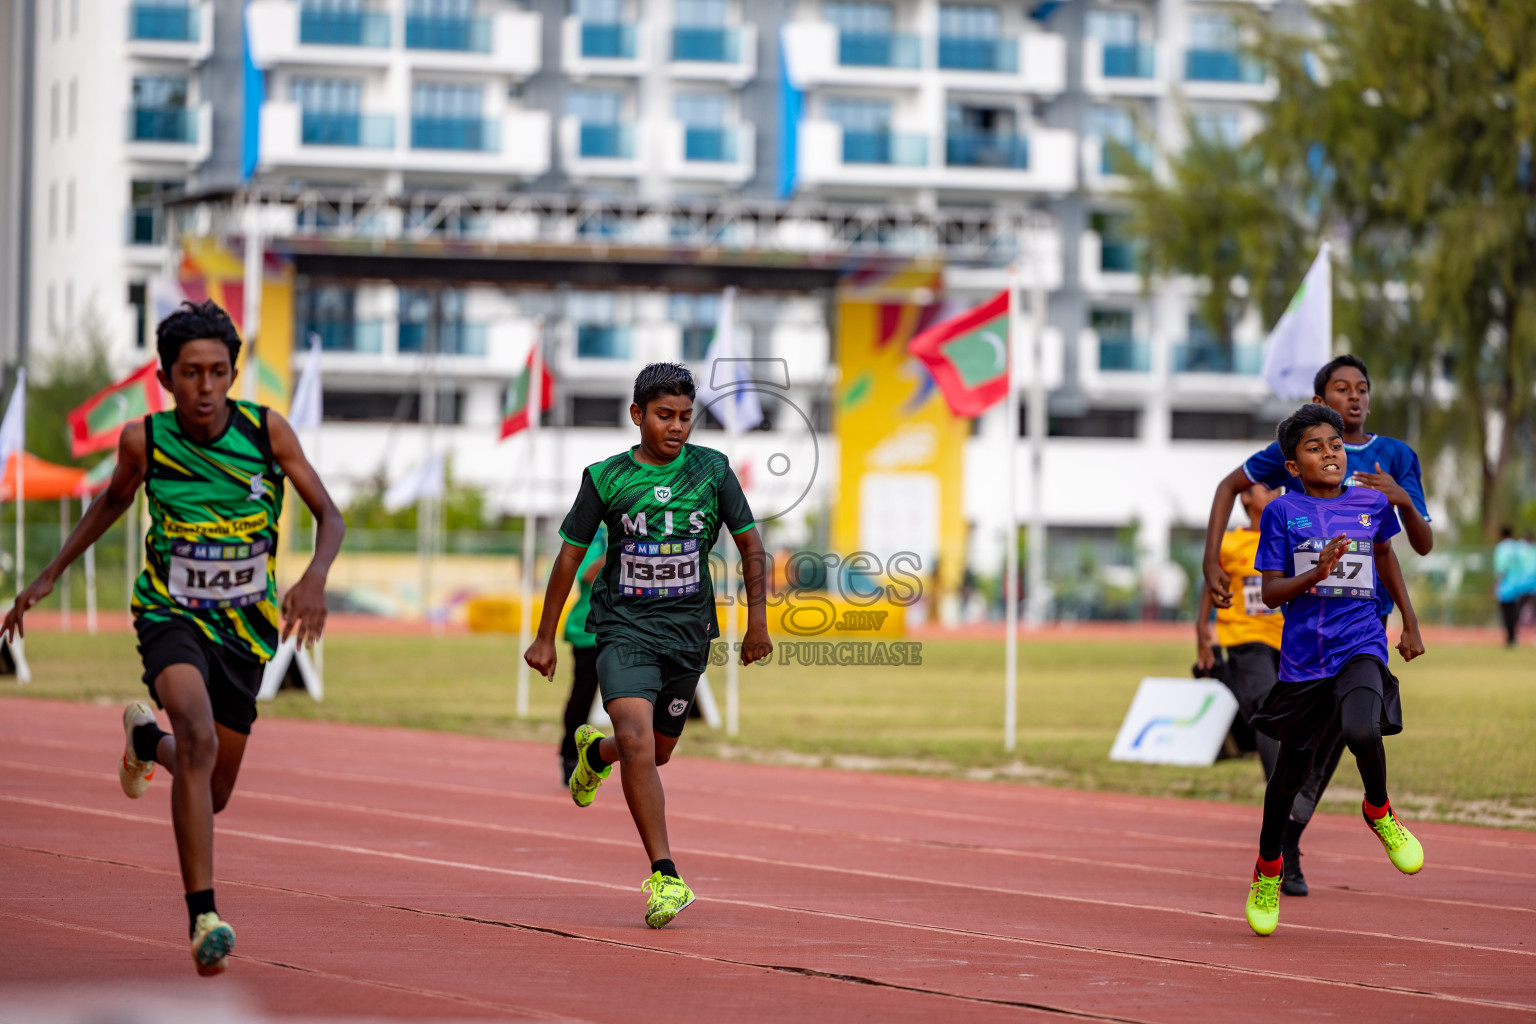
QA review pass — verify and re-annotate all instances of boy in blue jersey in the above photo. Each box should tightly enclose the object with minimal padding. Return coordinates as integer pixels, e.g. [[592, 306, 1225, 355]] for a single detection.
[[1241, 404, 1426, 936], [1200, 354, 1434, 895]]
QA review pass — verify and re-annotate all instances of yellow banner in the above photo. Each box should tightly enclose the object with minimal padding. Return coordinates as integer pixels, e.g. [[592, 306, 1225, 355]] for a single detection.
[[179, 237, 295, 414], [832, 269, 968, 601]]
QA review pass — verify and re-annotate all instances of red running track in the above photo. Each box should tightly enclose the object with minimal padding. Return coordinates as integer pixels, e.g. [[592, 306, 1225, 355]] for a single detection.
[[1, 696, 1533, 1022]]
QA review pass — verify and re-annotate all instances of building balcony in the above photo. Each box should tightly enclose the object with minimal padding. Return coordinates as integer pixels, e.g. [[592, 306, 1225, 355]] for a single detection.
[[937, 36, 1015, 72], [669, 24, 757, 84], [560, 116, 645, 179], [1082, 39, 1162, 97], [1172, 341, 1262, 375], [245, 1, 538, 76], [411, 116, 499, 152], [562, 15, 647, 78], [302, 110, 395, 148], [798, 122, 1074, 192], [398, 322, 488, 357], [126, 1, 213, 62], [663, 122, 755, 183], [124, 102, 212, 164], [1081, 135, 1155, 190], [1181, 49, 1277, 100], [258, 103, 550, 176], [298, 7, 390, 47], [779, 22, 1063, 92], [1078, 230, 1143, 294], [1077, 329, 1160, 395], [307, 321, 386, 354]]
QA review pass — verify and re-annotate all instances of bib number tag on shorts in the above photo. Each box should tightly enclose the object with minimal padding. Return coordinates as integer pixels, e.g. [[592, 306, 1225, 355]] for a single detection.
[[168, 538, 271, 609], [619, 538, 701, 597], [1292, 538, 1374, 599], [1241, 575, 1276, 617]]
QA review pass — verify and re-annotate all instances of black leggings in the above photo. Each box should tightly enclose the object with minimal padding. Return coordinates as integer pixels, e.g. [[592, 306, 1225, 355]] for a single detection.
[[1259, 688, 1388, 860]]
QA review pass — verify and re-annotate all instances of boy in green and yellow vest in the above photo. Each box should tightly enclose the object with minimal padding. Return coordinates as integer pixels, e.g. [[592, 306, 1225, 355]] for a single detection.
[[4, 300, 345, 976]]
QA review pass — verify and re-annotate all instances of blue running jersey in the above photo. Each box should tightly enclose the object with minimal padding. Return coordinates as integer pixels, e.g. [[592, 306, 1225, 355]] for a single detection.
[[1256, 487, 1400, 682], [1242, 432, 1427, 619]]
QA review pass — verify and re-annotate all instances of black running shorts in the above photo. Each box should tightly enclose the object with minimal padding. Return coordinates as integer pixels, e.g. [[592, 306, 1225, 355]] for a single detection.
[[136, 617, 265, 735], [594, 639, 707, 738]]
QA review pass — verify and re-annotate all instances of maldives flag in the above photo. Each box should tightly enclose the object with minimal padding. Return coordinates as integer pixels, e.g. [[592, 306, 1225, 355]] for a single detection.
[[66, 359, 169, 458], [499, 346, 554, 439], [906, 290, 1010, 417]]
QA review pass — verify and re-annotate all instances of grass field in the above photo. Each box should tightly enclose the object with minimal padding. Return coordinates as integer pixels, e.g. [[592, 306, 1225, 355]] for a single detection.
[[7, 628, 1533, 826]]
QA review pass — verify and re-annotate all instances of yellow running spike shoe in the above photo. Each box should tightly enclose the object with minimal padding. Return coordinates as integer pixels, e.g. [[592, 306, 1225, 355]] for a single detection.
[[119, 701, 158, 799], [1245, 870, 1281, 936], [642, 871, 695, 929], [191, 912, 235, 977], [569, 724, 611, 808], [1365, 806, 1424, 874]]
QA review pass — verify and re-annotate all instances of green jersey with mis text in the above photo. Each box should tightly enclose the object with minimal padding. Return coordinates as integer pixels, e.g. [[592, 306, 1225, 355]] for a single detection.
[[132, 401, 285, 662], [558, 444, 754, 653]]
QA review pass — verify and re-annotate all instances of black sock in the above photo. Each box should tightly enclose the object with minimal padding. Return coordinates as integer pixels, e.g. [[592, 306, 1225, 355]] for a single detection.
[[1282, 817, 1307, 856], [132, 722, 168, 764], [651, 858, 679, 880], [185, 888, 217, 936], [585, 739, 611, 774]]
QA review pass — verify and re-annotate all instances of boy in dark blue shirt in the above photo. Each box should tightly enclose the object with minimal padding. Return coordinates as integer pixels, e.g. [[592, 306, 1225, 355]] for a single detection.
[[1242, 404, 1426, 936], [1201, 354, 1434, 895]]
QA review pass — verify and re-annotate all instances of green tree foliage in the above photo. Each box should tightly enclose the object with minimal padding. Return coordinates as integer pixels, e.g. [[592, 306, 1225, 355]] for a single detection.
[[27, 312, 116, 468], [1127, 0, 1536, 535]]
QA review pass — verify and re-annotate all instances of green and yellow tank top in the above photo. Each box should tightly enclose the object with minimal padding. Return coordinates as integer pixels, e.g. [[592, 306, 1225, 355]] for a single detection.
[[132, 400, 285, 662]]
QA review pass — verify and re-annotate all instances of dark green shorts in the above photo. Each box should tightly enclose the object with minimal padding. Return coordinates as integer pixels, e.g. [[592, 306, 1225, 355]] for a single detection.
[[595, 640, 708, 738]]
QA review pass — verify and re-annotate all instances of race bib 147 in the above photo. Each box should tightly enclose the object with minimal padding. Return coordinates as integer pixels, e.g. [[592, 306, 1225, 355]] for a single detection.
[[167, 538, 272, 609], [618, 538, 702, 597], [1292, 537, 1375, 599]]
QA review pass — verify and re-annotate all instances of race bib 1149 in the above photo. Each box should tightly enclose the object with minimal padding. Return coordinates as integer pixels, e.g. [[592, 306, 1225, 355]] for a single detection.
[[1292, 538, 1375, 599], [618, 538, 702, 597], [167, 538, 271, 609]]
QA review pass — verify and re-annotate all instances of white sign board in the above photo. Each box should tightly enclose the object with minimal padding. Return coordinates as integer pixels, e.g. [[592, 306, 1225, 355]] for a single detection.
[[1109, 678, 1239, 766]]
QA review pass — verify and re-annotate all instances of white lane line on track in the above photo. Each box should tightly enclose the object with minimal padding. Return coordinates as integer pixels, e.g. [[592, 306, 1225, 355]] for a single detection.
[[5, 756, 1533, 926], [0, 907, 588, 1022], [6, 790, 1536, 1018], [14, 728, 1532, 857]]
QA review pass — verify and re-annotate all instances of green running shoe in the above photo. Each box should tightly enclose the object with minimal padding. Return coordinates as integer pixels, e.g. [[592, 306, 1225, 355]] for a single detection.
[[642, 871, 695, 929], [190, 911, 235, 977], [1365, 807, 1424, 874], [569, 724, 611, 808], [1245, 870, 1281, 936]]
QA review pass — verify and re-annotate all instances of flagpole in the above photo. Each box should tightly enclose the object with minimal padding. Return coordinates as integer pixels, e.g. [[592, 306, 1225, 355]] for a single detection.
[[58, 496, 69, 632], [724, 431, 740, 737], [1026, 276, 1048, 631], [82, 496, 97, 635], [516, 317, 543, 720], [1004, 266, 1021, 752], [241, 204, 262, 403]]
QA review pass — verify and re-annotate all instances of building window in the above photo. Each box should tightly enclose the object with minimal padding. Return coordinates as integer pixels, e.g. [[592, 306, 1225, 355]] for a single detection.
[[1171, 411, 1280, 441], [1191, 111, 1241, 146], [1021, 405, 1140, 438], [50, 83, 59, 140], [671, 292, 721, 361], [65, 281, 74, 331], [570, 395, 624, 427], [293, 77, 362, 112], [67, 79, 76, 137], [824, 1, 892, 33], [675, 0, 726, 26], [69, 0, 78, 34], [66, 180, 74, 237], [48, 182, 57, 240], [1189, 15, 1238, 51], [938, 4, 997, 38], [574, 0, 623, 19], [1085, 10, 1137, 45], [130, 180, 179, 245], [128, 283, 148, 348]]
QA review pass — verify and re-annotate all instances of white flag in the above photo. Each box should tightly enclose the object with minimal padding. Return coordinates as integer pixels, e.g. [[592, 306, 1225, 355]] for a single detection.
[[289, 334, 323, 431], [0, 368, 25, 468], [1261, 243, 1332, 400], [695, 288, 763, 434], [383, 453, 445, 513]]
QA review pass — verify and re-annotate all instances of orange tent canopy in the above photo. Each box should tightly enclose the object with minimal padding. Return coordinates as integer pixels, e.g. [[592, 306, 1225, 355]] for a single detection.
[[0, 452, 88, 501]]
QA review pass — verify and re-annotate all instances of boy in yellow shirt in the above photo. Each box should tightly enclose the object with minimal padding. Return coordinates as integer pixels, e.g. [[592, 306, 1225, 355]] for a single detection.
[[1196, 483, 1284, 779]]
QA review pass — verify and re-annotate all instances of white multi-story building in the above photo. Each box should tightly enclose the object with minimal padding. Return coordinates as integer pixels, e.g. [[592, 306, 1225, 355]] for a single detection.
[[23, 0, 1335, 602]]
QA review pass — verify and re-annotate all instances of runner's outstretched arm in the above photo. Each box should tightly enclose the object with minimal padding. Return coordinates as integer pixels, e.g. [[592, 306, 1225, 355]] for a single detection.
[[525, 541, 586, 680], [267, 411, 346, 649], [733, 526, 773, 666], [1201, 466, 1252, 609], [2, 423, 148, 639]]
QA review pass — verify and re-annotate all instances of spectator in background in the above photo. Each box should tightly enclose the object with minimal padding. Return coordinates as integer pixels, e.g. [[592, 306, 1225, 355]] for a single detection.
[[1495, 527, 1536, 647]]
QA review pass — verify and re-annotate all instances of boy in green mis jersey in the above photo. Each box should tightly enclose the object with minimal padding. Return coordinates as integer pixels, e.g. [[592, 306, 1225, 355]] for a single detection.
[[525, 362, 771, 929], [3, 301, 345, 975]]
